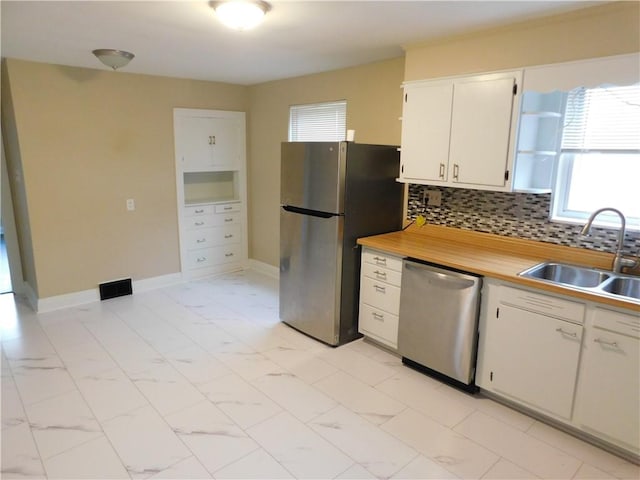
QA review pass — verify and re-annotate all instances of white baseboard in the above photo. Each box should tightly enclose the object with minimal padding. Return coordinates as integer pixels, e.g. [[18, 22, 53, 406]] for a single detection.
[[248, 259, 279, 279], [33, 272, 184, 313]]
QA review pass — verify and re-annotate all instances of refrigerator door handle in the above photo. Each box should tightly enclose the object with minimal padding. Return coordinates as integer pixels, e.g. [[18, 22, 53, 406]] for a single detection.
[[281, 205, 341, 218]]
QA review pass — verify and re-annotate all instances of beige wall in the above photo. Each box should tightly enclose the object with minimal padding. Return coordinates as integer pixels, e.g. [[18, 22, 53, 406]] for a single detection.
[[404, 1, 640, 81], [247, 57, 406, 267], [1, 59, 247, 297]]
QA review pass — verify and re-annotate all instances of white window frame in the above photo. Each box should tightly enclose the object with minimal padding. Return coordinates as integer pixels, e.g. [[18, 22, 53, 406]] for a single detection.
[[288, 100, 347, 142], [551, 85, 640, 231]]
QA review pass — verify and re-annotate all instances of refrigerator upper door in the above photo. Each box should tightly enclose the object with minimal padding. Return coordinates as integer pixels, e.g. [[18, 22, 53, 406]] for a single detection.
[[280, 207, 343, 346], [281, 142, 346, 214]]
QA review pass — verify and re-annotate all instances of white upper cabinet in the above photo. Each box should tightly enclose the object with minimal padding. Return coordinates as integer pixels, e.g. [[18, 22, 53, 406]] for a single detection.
[[399, 70, 522, 191], [174, 109, 244, 172], [400, 80, 454, 182]]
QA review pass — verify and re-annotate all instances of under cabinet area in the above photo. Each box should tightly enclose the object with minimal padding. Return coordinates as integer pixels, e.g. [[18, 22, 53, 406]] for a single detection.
[[358, 248, 403, 349], [399, 70, 522, 190], [174, 108, 248, 279]]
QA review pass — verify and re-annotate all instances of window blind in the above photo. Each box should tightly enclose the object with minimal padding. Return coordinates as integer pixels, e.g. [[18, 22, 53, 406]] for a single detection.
[[561, 85, 640, 151], [289, 100, 347, 142]]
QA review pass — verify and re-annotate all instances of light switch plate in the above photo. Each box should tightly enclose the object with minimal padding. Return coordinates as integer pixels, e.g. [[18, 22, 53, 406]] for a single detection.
[[427, 190, 442, 207], [126, 199, 135, 211]]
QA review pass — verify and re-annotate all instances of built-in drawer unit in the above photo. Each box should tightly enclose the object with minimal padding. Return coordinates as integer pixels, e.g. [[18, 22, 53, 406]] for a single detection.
[[358, 248, 404, 349]]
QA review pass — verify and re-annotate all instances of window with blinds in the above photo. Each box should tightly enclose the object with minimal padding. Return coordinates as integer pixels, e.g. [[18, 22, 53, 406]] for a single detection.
[[288, 100, 347, 142], [552, 84, 640, 230]]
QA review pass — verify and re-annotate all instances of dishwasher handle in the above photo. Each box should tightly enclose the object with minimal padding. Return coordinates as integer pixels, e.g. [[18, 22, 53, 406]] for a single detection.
[[404, 260, 480, 290]]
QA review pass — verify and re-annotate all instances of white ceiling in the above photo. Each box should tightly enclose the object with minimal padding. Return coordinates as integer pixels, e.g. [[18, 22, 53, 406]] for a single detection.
[[1, 0, 605, 85]]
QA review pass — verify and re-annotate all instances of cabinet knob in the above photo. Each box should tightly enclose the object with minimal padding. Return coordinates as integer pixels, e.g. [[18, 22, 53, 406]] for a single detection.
[[594, 338, 619, 348], [555, 327, 577, 338], [374, 284, 386, 294]]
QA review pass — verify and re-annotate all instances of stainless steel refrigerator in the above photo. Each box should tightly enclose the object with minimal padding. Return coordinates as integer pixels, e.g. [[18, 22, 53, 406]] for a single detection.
[[280, 141, 403, 346]]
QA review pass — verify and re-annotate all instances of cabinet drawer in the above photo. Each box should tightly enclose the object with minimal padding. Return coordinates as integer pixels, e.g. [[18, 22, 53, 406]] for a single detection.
[[186, 244, 241, 269], [361, 276, 401, 315], [184, 213, 240, 229], [215, 203, 241, 214], [185, 225, 241, 249], [500, 285, 585, 324], [593, 307, 640, 339], [362, 249, 403, 273], [361, 262, 402, 286], [184, 205, 215, 216], [359, 303, 399, 349]]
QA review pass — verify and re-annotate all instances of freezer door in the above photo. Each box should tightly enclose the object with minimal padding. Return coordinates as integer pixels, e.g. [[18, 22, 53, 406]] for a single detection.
[[281, 142, 346, 214], [280, 207, 343, 345]]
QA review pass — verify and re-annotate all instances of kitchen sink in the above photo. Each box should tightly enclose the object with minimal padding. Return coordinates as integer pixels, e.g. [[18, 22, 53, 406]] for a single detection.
[[600, 276, 640, 300], [519, 262, 611, 288], [519, 261, 640, 303]]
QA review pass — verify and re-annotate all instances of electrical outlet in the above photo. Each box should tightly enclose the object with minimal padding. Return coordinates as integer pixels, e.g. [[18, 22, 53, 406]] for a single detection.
[[427, 190, 442, 207], [126, 198, 135, 211]]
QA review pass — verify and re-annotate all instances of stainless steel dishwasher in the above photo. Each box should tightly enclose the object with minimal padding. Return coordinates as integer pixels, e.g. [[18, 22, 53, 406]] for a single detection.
[[398, 259, 482, 392]]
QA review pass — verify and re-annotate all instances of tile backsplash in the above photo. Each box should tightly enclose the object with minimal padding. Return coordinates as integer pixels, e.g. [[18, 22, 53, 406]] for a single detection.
[[406, 185, 640, 257]]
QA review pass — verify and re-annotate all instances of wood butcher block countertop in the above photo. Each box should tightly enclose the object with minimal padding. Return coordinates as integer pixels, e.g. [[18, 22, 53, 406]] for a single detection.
[[357, 224, 640, 313]]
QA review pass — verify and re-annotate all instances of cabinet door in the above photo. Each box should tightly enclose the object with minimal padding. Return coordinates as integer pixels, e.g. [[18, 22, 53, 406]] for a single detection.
[[574, 326, 639, 453], [178, 116, 240, 171], [400, 82, 453, 182], [483, 303, 582, 419], [449, 76, 516, 187]]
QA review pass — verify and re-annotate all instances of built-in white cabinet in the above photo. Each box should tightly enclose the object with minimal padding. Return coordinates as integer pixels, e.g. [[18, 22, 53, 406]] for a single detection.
[[511, 91, 566, 193], [175, 110, 243, 172], [358, 248, 403, 349], [478, 282, 584, 420], [174, 109, 247, 279], [399, 70, 522, 191], [574, 307, 640, 456]]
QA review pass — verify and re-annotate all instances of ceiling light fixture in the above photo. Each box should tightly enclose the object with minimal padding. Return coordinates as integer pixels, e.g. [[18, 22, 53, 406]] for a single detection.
[[92, 49, 135, 70], [210, 0, 271, 31]]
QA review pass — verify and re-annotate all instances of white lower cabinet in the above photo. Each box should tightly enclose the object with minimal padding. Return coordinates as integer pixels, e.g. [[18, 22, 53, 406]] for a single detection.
[[477, 279, 640, 459], [180, 201, 245, 278], [478, 283, 584, 419], [574, 307, 640, 455], [358, 248, 403, 349]]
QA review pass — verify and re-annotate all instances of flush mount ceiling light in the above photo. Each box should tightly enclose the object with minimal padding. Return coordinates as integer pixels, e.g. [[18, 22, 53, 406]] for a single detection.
[[92, 49, 135, 70], [210, 0, 271, 31]]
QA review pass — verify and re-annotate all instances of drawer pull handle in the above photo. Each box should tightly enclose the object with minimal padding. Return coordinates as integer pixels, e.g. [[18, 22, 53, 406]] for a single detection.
[[594, 338, 619, 348], [374, 270, 387, 279], [225, 253, 234, 257], [196, 238, 206, 243], [224, 234, 233, 239], [197, 257, 206, 263], [373, 256, 387, 266], [224, 206, 233, 210], [374, 284, 386, 293], [372, 312, 384, 321], [195, 221, 205, 226], [224, 218, 233, 223], [555, 327, 577, 338], [195, 209, 204, 214], [439, 163, 445, 179]]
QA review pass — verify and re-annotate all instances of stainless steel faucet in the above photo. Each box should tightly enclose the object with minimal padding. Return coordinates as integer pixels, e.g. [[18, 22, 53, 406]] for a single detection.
[[580, 207, 637, 273]]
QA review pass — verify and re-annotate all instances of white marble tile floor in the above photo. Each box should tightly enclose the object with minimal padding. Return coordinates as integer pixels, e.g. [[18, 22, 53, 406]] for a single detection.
[[1, 271, 638, 479]]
